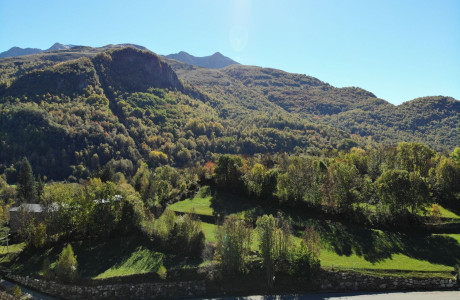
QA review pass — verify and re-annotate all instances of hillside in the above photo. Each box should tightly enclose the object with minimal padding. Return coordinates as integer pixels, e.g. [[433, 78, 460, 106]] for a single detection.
[[1, 45, 459, 298], [166, 61, 459, 151], [0, 44, 458, 181], [0, 46, 348, 181]]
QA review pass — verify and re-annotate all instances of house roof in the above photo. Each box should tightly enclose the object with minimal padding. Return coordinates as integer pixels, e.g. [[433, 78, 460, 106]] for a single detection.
[[9, 203, 44, 213]]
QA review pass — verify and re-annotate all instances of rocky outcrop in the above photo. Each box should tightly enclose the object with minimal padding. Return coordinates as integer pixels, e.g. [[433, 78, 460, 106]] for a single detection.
[[94, 47, 184, 93]]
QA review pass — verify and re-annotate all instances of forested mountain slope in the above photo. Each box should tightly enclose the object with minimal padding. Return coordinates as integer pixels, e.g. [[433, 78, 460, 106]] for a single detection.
[[0, 44, 458, 182], [0, 47, 348, 181], [166, 61, 459, 151]]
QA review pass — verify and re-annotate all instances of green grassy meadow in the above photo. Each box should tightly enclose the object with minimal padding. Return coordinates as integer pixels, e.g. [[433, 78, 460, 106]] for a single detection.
[[170, 186, 460, 277], [169, 192, 213, 216], [200, 220, 456, 276], [438, 205, 460, 219]]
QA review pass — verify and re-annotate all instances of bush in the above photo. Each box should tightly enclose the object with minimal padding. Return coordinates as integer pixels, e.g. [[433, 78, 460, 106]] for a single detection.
[[31, 222, 47, 248], [157, 265, 167, 280], [42, 257, 54, 280], [215, 215, 252, 274], [288, 242, 320, 278], [150, 210, 204, 256], [255, 214, 292, 286], [172, 214, 205, 256], [288, 226, 320, 278], [12, 285, 22, 298], [56, 244, 78, 283], [430, 204, 442, 223], [153, 209, 177, 240]]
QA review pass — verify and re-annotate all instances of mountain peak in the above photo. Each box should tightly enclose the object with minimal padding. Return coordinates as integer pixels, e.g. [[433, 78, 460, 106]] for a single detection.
[[166, 51, 238, 69], [0, 46, 42, 59], [47, 42, 71, 51]]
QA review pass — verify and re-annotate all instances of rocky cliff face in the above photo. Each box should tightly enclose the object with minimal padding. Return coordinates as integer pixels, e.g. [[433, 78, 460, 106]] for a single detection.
[[94, 47, 184, 93], [1, 47, 185, 98]]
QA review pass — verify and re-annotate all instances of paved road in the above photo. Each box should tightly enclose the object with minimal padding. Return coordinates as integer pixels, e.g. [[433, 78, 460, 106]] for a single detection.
[[203, 290, 460, 300]]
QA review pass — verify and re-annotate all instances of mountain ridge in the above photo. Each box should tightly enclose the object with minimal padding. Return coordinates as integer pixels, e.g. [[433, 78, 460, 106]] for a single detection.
[[0, 46, 351, 180], [0, 42, 77, 58], [166, 51, 239, 69], [0, 44, 458, 153]]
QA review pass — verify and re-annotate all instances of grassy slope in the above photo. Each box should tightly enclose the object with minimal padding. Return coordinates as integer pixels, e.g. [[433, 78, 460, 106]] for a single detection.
[[201, 221, 455, 274], [6, 236, 202, 279], [94, 247, 164, 279], [176, 188, 460, 275], [438, 205, 460, 219]]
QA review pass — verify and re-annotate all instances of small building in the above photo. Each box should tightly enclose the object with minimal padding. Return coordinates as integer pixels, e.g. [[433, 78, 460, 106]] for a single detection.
[[8, 195, 123, 234], [9, 203, 46, 234]]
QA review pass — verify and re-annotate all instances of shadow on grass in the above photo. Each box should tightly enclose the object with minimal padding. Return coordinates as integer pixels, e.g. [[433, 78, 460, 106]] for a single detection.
[[11, 235, 204, 279], [210, 190, 259, 218], [314, 221, 460, 266], [205, 188, 460, 268], [11, 235, 149, 277]]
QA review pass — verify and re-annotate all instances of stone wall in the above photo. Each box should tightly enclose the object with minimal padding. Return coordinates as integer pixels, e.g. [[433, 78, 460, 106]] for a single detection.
[[317, 271, 459, 292], [6, 274, 205, 300], [5, 271, 459, 299], [0, 290, 17, 300]]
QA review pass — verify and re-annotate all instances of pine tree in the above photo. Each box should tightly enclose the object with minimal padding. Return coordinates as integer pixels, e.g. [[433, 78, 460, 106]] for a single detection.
[[36, 175, 45, 203], [56, 244, 78, 282], [17, 157, 36, 203]]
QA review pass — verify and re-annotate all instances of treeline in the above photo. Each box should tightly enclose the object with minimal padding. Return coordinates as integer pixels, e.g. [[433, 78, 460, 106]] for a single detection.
[[5, 142, 459, 232], [210, 143, 460, 225]]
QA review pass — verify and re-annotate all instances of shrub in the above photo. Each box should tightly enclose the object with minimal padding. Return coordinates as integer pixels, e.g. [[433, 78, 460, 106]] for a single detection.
[[31, 222, 47, 248], [150, 210, 204, 256], [42, 257, 54, 280], [255, 213, 292, 286], [215, 215, 252, 274], [430, 204, 442, 223], [56, 244, 78, 283], [172, 214, 205, 256], [12, 285, 22, 298], [157, 265, 167, 280], [288, 242, 320, 278], [154, 209, 176, 240], [288, 226, 320, 278]]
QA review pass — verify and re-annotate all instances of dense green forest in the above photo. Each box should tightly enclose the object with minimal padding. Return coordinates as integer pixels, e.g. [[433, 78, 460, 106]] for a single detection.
[[0, 47, 353, 181], [0, 46, 459, 291], [0, 46, 458, 182], [168, 61, 459, 151]]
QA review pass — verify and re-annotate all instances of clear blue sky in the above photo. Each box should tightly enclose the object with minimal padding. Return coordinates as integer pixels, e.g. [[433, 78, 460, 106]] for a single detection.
[[1, 0, 459, 105]]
